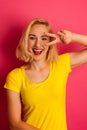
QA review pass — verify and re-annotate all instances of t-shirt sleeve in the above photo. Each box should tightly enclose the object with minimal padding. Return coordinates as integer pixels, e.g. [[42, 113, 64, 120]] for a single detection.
[[58, 53, 72, 73], [4, 68, 22, 93]]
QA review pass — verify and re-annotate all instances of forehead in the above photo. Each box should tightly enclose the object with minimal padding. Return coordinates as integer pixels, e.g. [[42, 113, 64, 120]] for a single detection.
[[29, 24, 49, 34]]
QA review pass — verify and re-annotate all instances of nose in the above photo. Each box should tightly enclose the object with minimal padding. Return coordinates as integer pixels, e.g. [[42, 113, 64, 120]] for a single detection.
[[35, 38, 42, 47]]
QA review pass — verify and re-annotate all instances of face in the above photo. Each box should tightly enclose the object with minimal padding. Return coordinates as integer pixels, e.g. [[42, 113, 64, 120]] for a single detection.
[[28, 24, 50, 62]]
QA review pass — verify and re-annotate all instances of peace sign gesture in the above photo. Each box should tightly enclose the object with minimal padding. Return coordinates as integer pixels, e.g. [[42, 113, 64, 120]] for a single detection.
[[45, 32, 61, 46]]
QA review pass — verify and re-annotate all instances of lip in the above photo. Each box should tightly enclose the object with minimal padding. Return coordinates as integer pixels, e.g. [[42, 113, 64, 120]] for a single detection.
[[32, 48, 44, 55]]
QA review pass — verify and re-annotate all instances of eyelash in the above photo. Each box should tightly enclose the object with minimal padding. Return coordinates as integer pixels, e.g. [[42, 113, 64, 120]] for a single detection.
[[29, 37, 48, 40], [29, 37, 36, 40], [42, 37, 48, 40]]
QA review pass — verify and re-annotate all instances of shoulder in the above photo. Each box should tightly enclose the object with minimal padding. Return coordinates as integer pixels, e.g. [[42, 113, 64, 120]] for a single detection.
[[56, 53, 72, 72], [59, 53, 70, 59], [4, 67, 24, 93], [6, 66, 24, 81], [57, 53, 71, 64], [8, 67, 22, 76]]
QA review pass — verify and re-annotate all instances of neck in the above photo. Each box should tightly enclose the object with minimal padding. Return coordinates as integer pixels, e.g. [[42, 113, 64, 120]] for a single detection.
[[27, 60, 49, 71]]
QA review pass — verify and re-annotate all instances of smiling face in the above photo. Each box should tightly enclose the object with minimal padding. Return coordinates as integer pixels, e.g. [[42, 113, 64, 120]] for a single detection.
[[28, 24, 50, 62]]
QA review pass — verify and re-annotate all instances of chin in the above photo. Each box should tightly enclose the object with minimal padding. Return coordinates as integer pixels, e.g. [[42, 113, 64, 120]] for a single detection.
[[33, 55, 46, 62]]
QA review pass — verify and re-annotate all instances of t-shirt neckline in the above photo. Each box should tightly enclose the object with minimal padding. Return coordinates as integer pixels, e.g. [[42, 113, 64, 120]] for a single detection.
[[21, 63, 52, 86]]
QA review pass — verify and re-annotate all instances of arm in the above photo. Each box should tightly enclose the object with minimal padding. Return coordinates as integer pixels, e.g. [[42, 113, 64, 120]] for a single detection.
[[57, 30, 87, 68], [6, 90, 40, 130]]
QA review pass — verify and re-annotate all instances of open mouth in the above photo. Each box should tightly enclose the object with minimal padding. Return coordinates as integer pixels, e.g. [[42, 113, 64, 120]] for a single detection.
[[32, 48, 44, 55]]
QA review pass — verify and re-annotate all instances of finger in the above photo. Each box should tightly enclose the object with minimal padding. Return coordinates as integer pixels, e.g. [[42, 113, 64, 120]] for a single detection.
[[57, 33, 64, 40], [45, 37, 59, 46], [44, 32, 57, 39], [44, 32, 62, 46], [46, 41, 57, 46], [60, 29, 66, 34], [57, 31, 65, 37], [57, 33, 65, 43]]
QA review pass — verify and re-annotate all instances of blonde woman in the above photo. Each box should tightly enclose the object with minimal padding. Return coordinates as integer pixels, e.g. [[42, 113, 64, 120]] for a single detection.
[[4, 18, 87, 130]]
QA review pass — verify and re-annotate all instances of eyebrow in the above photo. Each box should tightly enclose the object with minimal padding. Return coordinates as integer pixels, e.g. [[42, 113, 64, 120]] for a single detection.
[[41, 35, 49, 37], [29, 34, 49, 37], [29, 34, 36, 36]]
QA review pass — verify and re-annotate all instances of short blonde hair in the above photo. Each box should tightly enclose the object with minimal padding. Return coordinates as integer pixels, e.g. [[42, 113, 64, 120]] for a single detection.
[[16, 18, 58, 63]]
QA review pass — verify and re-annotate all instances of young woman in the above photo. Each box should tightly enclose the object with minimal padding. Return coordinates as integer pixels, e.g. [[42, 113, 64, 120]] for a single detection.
[[4, 18, 87, 130]]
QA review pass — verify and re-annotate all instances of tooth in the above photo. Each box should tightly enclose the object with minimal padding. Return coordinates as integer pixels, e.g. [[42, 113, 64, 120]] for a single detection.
[[34, 49, 42, 52]]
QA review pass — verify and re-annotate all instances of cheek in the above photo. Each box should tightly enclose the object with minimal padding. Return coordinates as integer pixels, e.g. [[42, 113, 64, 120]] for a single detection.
[[28, 44, 33, 52], [28, 41, 34, 48], [45, 46, 49, 52]]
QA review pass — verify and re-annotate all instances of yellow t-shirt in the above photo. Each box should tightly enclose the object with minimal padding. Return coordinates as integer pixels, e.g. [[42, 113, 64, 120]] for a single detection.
[[4, 53, 71, 130]]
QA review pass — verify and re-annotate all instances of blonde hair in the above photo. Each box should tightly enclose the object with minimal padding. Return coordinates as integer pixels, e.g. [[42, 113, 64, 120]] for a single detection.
[[16, 18, 58, 63]]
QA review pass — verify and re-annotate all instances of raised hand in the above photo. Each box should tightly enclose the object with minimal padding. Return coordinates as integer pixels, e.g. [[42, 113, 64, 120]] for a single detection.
[[44, 32, 61, 46], [57, 30, 73, 44]]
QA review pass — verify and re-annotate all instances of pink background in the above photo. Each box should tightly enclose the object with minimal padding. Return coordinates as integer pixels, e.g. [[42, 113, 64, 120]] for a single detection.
[[0, 0, 87, 130]]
